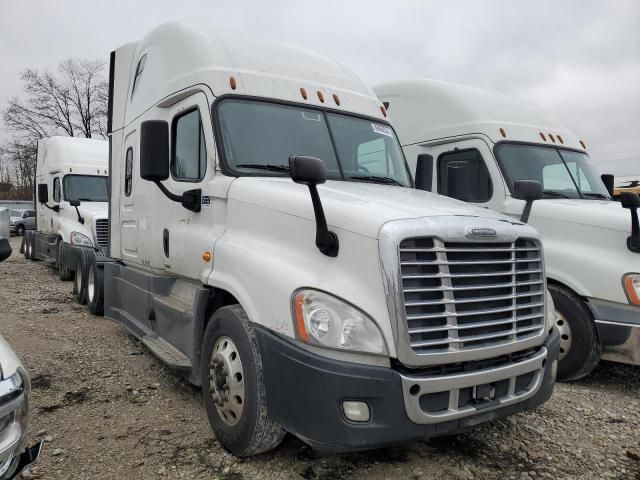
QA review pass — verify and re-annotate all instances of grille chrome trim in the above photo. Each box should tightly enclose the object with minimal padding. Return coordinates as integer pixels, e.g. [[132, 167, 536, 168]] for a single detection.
[[94, 218, 109, 249], [379, 216, 547, 367], [400, 346, 547, 424]]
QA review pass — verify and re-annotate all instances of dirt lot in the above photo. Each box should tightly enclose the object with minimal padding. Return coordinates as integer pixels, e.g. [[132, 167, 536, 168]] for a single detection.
[[1, 236, 639, 480]]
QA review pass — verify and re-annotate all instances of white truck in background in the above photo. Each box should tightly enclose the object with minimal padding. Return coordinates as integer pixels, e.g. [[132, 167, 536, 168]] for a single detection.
[[23, 137, 109, 305], [375, 78, 640, 381], [84, 22, 559, 456]]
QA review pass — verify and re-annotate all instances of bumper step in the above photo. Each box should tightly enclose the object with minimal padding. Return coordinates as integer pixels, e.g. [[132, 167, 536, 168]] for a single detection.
[[142, 334, 192, 370]]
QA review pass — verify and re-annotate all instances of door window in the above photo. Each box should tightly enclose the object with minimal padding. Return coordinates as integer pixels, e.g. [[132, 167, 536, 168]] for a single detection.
[[437, 149, 492, 202], [53, 177, 61, 203], [172, 109, 206, 181]]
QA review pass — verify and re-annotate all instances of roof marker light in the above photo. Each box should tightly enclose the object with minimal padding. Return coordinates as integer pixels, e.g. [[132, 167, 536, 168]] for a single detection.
[[548, 133, 556, 143], [499, 128, 506, 138], [317, 91, 325, 103], [300, 87, 308, 100], [380, 105, 387, 117], [332, 94, 340, 106], [557, 134, 564, 144], [229, 76, 237, 90], [579, 140, 587, 149], [539, 132, 547, 141]]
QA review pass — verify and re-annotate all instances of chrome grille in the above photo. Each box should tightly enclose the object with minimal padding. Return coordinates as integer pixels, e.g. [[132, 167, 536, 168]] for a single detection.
[[399, 238, 545, 355], [95, 219, 109, 248]]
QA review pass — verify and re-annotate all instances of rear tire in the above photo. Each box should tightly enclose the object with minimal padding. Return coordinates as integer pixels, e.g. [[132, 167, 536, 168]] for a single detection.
[[86, 256, 104, 316], [74, 248, 92, 305], [57, 241, 73, 281], [23, 232, 31, 260], [549, 284, 601, 382], [201, 305, 285, 457], [16, 224, 25, 236], [27, 231, 36, 260]]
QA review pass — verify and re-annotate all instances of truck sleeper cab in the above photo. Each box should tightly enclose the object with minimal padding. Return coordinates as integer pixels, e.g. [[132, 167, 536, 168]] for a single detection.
[[22, 137, 109, 302], [96, 22, 559, 456], [375, 79, 640, 381]]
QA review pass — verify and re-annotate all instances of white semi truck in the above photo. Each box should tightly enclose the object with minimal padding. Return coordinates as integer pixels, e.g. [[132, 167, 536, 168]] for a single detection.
[[375, 79, 640, 381], [23, 137, 109, 304], [85, 22, 559, 456]]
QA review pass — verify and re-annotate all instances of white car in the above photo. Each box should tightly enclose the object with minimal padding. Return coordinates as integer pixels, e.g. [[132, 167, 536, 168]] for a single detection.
[[8, 210, 35, 237]]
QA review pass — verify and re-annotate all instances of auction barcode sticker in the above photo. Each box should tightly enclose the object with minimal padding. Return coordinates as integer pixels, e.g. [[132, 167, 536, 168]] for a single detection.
[[372, 123, 393, 137]]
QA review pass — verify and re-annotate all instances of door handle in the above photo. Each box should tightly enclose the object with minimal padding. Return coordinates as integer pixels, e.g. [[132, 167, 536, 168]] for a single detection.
[[163, 228, 169, 258]]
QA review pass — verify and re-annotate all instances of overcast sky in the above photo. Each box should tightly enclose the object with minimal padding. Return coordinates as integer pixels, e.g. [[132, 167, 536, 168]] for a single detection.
[[0, 0, 638, 174]]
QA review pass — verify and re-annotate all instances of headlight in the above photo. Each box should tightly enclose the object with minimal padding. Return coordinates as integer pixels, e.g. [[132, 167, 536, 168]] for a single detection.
[[623, 273, 640, 305], [70, 231, 93, 247], [545, 289, 556, 332], [292, 289, 388, 355]]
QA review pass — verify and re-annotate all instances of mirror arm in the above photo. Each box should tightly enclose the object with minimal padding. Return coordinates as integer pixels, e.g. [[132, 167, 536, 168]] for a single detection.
[[153, 181, 201, 213], [521, 201, 534, 223], [73, 206, 85, 224], [627, 206, 640, 252], [307, 184, 339, 257]]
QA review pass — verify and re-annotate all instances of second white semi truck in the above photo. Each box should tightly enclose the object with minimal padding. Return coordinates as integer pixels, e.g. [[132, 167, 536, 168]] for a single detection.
[[81, 22, 559, 456], [23, 136, 109, 305], [375, 78, 640, 381]]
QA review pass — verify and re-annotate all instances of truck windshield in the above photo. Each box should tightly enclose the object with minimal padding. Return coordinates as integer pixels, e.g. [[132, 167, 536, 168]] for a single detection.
[[63, 175, 108, 202], [495, 144, 610, 200], [216, 99, 412, 187]]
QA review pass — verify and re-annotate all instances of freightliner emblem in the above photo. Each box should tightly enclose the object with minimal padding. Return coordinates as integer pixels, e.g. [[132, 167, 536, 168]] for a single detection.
[[467, 227, 497, 238]]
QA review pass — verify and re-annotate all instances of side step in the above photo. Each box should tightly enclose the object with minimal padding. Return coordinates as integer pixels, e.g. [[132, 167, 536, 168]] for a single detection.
[[142, 334, 192, 370]]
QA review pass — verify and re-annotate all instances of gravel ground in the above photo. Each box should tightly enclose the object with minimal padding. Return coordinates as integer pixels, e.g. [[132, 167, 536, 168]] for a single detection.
[[1, 236, 639, 480]]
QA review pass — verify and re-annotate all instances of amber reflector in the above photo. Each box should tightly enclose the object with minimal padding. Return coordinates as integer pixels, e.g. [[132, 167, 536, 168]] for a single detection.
[[202, 252, 212, 263], [229, 77, 237, 90]]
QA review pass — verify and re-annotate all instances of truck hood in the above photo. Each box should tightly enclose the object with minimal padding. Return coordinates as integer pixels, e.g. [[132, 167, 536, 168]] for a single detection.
[[521, 199, 631, 233], [228, 177, 510, 238], [77, 202, 108, 220], [0, 334, 22, 379]]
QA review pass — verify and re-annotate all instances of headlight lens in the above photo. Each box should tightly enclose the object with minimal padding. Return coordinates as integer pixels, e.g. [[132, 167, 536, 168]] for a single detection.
[[623, 273, 640, 305], [70, 231, 93, 247], [293, 289, 388, 355]]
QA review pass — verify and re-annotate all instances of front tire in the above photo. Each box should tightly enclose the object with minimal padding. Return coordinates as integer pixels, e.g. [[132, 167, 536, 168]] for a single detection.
[[74, 248, 93, 305], [549, 284, 601, 382], [201, 305, 285, 457], [16, 224, 25, 236]]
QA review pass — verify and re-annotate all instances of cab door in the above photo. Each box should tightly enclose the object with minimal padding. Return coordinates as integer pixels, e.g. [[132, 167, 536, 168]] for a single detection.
[[156, 91, 218, 282], [119, 129, 141, 264], [411, 138, 506, 212]]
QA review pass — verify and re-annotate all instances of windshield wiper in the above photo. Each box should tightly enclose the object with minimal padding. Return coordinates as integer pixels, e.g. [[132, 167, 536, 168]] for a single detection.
[[582, 192, 610, 199], [542, 190, 571, 199], [348, 175, 403, 186], [236, 164, 289, 172]]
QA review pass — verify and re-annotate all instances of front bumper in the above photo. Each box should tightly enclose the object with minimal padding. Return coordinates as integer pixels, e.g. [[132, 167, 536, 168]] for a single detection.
[[257, 326, 559, 452], [589, 298, 640, 365]]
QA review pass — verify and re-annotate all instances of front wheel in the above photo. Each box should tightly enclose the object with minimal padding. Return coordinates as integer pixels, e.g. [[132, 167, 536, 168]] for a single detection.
[[86, 256, 104, 316], [549, 284, 601, 382], [201, 305, 285, 457], [16, 224, 25, 236]]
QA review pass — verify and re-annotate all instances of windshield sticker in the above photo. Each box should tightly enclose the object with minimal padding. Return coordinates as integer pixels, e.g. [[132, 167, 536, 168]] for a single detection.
[[301, 112, 322, 122], [372, 123, 393, 137]]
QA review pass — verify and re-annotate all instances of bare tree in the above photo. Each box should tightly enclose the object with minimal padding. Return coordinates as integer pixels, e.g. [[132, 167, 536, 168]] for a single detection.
[[0, 58, 108, 197]]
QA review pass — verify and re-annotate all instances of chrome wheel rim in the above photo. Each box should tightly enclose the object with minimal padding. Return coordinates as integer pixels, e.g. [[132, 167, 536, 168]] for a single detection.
[[209, 336, 245, 426], [87, 265, 95, 301], [555, 310, 572, 360]]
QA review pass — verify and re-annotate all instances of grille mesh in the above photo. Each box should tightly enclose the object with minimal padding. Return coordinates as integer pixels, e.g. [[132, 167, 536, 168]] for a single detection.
[[95, 219, 109, 249], [399, 238, 544, 354]]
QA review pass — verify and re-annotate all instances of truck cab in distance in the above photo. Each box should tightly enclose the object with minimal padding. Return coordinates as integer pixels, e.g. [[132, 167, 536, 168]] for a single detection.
[[24, 137, 109, 288], [101, 22, 559, 456], [375, 78, 640, 380]]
